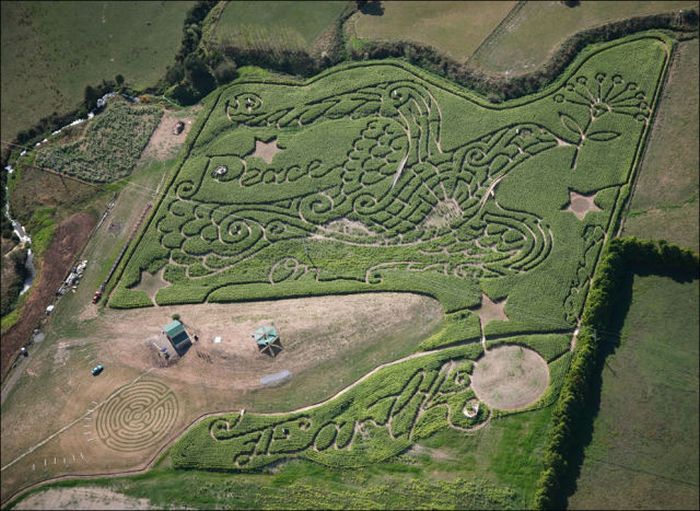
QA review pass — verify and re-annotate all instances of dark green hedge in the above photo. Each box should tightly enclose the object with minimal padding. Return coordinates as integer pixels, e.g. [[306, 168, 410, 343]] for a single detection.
[[533, 237, 699, 510], [351, 9, 698, 102]]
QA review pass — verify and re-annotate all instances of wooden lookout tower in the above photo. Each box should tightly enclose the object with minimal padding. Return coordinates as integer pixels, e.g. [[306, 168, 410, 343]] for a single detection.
[[252, 324, 280, 356]]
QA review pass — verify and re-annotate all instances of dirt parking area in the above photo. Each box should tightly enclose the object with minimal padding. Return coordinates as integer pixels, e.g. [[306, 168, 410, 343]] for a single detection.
[[15, 487, 151, 510], [93, 293, 443, 392]]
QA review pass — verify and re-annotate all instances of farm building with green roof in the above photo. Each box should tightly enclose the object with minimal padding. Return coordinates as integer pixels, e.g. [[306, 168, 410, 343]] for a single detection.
[[164, 319, 191, 354]]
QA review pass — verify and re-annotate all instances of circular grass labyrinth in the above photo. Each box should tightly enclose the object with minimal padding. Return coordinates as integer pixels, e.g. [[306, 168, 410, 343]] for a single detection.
[[96, 380, 179, 452], [471, 345, 549, 410]]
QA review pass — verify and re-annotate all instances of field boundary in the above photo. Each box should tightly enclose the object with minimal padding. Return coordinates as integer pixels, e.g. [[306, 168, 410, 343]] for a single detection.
[[465, 0, 527, 66], [102, 90, 224, 304], [533, 238, 700, 509], [347, 9, 697, 102]]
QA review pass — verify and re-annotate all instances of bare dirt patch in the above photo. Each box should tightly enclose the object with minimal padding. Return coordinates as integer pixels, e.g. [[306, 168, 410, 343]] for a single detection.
[[253, 138, 282, 164], [97, 293, 442, 393], [132, 268, 169, 303], [1, 212, 96, 380], [471, 345, 549, 410], [15, 487, 151, 510], [140, 109, 198, 161], [565, 190, 601, 220], [321, 218, 374, 237], [473, 292, 508, 327], [424, 198, 463, 229]]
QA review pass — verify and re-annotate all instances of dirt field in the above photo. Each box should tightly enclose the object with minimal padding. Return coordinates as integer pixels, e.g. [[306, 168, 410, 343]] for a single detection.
[[15, 487, 151, 510], [471, 345, 549, 410], [0, 293, 442, 503], [0, 212, 96, 380], [88, 293, 443, 392], [253, 138, 282, 164], [565, 191, 601, 220], [473, 293, 508, 327], [139, 109, 198, 161]]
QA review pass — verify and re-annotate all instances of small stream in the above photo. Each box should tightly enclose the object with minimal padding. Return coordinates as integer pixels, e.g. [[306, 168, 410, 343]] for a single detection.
[[4, 166, 35, 294]]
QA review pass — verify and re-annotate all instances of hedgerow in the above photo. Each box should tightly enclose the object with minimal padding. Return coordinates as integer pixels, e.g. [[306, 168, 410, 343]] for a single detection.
[[349, 9, 697, 102], [533, 238, 700, 509]]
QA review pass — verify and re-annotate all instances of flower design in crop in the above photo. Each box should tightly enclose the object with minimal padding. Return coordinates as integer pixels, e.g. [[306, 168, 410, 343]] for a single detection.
[[553, 73, 650, 123], [552, 73, 651, 170]]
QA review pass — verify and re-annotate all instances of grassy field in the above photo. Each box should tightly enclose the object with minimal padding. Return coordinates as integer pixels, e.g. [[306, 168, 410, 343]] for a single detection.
[[0, 1, 192, 141], [623, 39, 699, 251], [349, 1, 516, 62], [468, 1, 697, 73], [208, 1, 348, 51], [570, 275, 699, 509]]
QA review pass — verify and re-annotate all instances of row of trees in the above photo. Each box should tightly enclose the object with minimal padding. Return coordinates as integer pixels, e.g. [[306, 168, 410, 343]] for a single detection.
[[351, 9, 699, 102]]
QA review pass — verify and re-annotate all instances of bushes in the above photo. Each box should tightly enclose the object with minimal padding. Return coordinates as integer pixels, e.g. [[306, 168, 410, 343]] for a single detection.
[[0, 248, 28, 317], [533, 238, 699, 509]]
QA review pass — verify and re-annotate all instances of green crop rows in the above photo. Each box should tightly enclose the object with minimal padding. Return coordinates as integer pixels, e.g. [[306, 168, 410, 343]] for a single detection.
[[111, 34, 668, 336], [110, 34, 669, 470], [172, 334, 572, 471], [36, 99, 162, 183]]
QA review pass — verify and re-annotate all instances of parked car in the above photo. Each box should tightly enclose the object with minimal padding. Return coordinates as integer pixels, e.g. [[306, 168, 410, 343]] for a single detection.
[[91, 364, 104, 376]]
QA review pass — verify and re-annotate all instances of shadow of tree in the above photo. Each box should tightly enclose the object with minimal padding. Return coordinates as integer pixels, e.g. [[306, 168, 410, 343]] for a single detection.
[[358, 0, 384, 16]]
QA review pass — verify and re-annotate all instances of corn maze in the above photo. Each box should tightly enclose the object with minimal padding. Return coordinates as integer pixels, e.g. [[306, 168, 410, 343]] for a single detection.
[[172, 344, 487, 470], [109, 34, 669, 469], [172, 336, 573, 470]]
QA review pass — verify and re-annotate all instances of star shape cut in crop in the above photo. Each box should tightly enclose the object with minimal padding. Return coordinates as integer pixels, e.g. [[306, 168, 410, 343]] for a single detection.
[[564, 190, 602, 220], [473, 293, 508, 327], [253, 138, 282, 164]]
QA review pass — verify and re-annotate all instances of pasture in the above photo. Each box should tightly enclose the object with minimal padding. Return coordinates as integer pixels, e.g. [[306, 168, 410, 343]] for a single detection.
[[468, 0, 697, 73], [570, 275, 699, 509], [623, 39, 699, 251], [207, 1, 348, 52], [0, 1, 192, 141], [349, 1, 516, 62]]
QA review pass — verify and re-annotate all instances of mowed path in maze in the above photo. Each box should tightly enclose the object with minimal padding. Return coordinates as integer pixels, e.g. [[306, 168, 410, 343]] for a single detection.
[[95, 379, 179, 452]]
